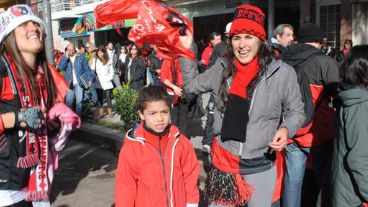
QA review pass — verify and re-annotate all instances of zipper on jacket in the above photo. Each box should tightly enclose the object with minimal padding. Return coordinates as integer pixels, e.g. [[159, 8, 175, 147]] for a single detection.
[[249, 66, 279, 115], [159, 136, 170, 207], [249, 77, 266, 115]]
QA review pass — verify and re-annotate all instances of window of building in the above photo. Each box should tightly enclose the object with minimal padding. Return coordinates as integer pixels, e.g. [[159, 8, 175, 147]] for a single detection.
[[319, 4, 341, 49]]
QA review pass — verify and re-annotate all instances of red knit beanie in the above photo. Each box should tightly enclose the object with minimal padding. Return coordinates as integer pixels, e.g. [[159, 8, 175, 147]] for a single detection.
[[229, 5, 266, 40]]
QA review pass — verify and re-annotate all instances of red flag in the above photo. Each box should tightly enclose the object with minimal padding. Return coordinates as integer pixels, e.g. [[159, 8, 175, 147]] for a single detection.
[[94, 0, 195, 60], [94, 0, 140, 28]]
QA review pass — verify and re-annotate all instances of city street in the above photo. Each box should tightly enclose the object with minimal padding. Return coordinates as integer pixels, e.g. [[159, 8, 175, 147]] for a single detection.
[[50, 130, 117, 207]]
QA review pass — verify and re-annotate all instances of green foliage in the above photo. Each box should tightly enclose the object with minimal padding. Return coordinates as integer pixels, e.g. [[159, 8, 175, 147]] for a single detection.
[[113, 83, 139, 132], [96, 120, 124, 132]]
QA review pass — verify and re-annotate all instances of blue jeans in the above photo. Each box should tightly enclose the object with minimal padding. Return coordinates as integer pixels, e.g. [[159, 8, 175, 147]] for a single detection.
[[283, 142, 309, 207], [89, 84, 98, 105], [283, 141, 332, 207], [66, 84, 84, 117]]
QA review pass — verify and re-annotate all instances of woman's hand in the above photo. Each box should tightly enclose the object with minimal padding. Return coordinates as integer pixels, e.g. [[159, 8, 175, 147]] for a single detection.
[[172, 85, 183, 97], [268, 127, 288, 151], [17, 107, 44, 130], [48, 102, 81, 128], [48, 102, 81, 151]]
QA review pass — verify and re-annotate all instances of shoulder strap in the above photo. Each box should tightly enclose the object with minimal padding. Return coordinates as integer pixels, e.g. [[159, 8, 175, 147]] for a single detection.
[[0, 56, 5, 93], [0, 56, 22, 108], [0, 56, 19, 96], [94, 58, 97, 71]]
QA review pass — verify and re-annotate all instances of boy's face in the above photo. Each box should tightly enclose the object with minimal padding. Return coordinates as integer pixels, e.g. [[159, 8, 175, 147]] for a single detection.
[[139, 100, 170, 133]]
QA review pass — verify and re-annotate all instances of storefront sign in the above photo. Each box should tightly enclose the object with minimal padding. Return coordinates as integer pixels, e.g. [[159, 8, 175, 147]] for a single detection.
[[60, 12, 135, 38]]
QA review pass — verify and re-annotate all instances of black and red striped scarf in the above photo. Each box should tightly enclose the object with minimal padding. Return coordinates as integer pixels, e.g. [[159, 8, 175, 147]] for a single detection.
[[221, 57, 259, 143], [4, 55, 50, 201]]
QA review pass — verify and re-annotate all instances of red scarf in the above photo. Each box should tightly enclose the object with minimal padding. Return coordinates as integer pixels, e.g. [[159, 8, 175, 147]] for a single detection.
[[4, 56, 59, 202], [342, 48, 350, 56], [229, 57, 260, 99]]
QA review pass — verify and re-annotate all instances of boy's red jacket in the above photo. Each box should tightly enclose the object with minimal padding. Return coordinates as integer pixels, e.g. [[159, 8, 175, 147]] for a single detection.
[[115, 123, 200, 207]]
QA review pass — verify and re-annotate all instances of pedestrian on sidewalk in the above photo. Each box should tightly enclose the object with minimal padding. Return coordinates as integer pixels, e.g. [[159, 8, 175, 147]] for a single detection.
[[329, 45, 368, 207], [115, 85, 200, 207], [124, 44, 146, 91], [281, 23, 339, 207], [0, 5, 80, 207], [58, 42, 94, 117], [182, 4, 305, 206], [91, 46, 114, 118]]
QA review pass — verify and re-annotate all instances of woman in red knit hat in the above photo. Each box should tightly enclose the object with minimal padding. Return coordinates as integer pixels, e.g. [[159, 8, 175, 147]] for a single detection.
[[182, 4, 306, 206]]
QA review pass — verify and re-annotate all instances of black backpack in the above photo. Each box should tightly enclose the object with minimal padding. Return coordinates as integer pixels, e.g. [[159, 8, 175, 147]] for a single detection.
[[293, 54, 325, 128]]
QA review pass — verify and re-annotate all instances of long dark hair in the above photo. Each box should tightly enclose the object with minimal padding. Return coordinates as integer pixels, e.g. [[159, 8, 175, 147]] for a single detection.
[[342, 39, 352, 50], [96, 46, 109, 65], [129, 44, 141, 59], [339, 45, 368, 87], [1, 32, 57, 109], [218, 38, 273, 111]]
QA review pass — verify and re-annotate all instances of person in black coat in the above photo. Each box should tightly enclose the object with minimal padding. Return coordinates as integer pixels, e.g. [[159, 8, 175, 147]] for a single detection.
[[147, 45, 163, 85], [335, 39, 352, 63], [124, 44, 146, 91]]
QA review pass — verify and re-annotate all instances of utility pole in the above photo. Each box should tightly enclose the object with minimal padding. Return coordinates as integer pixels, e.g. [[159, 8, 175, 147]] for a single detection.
[[42, 0, 54, 65], [268, 0, 275, 40]]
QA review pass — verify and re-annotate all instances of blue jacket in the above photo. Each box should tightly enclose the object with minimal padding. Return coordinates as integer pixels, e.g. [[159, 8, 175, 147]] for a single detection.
[[58, 54, 93, 86]]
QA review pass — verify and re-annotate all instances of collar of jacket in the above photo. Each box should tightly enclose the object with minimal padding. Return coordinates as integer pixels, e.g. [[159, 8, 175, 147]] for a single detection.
[[125, 123, 181, 144]]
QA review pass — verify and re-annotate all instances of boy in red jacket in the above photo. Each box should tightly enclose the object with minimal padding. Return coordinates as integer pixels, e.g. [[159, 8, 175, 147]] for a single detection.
[[115, 85, 200, 207]]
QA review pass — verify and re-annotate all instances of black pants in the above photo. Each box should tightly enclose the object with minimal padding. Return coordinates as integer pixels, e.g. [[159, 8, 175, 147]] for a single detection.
[[96, 88, 112, 107], [4, 200, 32, 207], [169, 95, 188, 137], [202, 94, 215, 146]]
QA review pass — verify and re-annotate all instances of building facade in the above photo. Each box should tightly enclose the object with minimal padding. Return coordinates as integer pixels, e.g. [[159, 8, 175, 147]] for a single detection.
[[31, 0, 367, 51]]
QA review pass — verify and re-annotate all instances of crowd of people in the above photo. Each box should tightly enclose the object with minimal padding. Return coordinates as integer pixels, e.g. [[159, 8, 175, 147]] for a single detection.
[[0, 3, 367, 207]]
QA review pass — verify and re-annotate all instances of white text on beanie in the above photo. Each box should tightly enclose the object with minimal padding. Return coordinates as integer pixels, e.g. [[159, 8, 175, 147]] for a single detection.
[[0, 4, 45, 44]]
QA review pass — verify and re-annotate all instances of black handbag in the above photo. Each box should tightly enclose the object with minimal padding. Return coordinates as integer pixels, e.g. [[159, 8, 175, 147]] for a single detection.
[[80, 72, 90, 89]]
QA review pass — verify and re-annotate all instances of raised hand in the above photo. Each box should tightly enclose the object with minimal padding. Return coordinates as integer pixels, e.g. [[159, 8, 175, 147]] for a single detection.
[[17, 107, 44, 130], [48, 102, 81, 151]]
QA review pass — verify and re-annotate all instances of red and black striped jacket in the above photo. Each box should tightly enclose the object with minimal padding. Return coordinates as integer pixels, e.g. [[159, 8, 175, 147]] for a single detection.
[[282, 43, 339, 147]]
